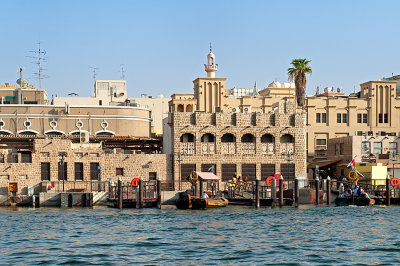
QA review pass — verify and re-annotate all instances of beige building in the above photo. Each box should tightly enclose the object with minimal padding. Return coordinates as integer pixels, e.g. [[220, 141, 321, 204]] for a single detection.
[[165, 47, 307, 188], [306, 81, 400, 162], [53, 80, 127, 106], [129, 94, 170, 136], [326, 135, 400, 178]]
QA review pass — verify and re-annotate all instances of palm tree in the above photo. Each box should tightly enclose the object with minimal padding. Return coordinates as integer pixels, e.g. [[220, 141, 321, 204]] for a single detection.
[[288, 59, 312, 107]]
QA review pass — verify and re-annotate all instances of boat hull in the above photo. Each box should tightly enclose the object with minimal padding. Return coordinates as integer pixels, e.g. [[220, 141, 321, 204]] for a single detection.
[[335, 197, 375, 207], [175, 193, 228, 209]]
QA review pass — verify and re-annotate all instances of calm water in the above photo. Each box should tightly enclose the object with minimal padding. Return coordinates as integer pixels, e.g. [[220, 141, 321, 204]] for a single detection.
[[1, 205, 400, 265]]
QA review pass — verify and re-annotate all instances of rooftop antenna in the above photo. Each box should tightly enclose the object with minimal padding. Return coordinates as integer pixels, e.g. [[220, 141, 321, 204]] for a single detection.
[[120, 64, 126, 80], [28, 42, 48, 89], [89, 66, 98, 83]]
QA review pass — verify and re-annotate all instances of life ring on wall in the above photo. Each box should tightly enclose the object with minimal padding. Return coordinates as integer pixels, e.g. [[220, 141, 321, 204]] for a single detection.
[[266, 176, 274, 186], [131, 178, 140, 188], [348, 170, 359, 182], [391, 177, 400, 186]]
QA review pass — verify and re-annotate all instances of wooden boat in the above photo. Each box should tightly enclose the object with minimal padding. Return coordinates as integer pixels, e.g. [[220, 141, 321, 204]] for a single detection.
[[175, 193, 228, 210], [335, 196, 375, 207]]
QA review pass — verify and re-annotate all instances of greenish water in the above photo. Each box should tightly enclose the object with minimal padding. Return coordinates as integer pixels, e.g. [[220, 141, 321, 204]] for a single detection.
[[0, 205, 400, 265]]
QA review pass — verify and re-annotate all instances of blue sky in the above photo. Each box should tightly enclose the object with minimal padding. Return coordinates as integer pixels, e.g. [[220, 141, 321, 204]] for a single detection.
[[1, 0, 399, 98]]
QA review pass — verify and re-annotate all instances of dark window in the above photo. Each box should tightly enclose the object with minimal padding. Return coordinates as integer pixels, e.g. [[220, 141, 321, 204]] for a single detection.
[[357, 114, 362, 123], [201, 164, 216, 174], [261, 164, 275, 179], [280, 164, 295, 179], [384, 114, 388, 123], [363, 114, 368, 123], [116, 168, 124, 176], [342, 113, 347, 123], [20, 151, 32, 163], [74, 162, 83, 181], [41, 162, 50, 181], [340, 143, 345, 155], [90, 162, 99, 180], [379, 114, 383, 123], [0, 154, 4, 163], [181, 164, 196, 181], [180, 133, 194, 142], [242, 164, 256, 181], [316, 113, 321, 123], [322, 113, 326, 123], [221, 164, 236, 181], [149, 172, 157, 181], [337, 113, 341, 123], [24, 101, 37, 104], [221, 133, 235, 142], [58, 162, 67, 181], [99, 100, 102, 106]]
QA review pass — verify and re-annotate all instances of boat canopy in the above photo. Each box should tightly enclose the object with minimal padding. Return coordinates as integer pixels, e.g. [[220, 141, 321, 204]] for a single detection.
[[196, 172, 220, 181]]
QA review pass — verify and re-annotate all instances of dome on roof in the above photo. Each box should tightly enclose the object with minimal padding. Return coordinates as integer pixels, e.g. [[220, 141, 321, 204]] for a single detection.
[[156, 94, 164, 98], [268, 81, 281, 88]]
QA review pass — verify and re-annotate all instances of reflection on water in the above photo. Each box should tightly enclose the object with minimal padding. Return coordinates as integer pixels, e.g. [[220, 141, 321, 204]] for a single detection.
[[1, 205, 400, 264]]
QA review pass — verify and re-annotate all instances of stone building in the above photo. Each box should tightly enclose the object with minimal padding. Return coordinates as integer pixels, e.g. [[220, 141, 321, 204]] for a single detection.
[[164, 46, 307, 188]]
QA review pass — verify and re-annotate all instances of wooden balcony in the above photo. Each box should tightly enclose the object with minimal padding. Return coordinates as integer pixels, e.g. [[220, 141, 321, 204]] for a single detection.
[[242, 143, 256, 154], [221, 143, 236, 154], [180, 142, 195, 155], [201, 143, 215, 154], [261, 143, 275, 154]]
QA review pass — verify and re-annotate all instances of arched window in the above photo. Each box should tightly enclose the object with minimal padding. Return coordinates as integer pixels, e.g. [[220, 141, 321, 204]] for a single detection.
[[280, 134, 294, 143], [221, 133, 236, 142], [186, 104, 193, 112], [201, 133, 215, 142], [261, 134, 274, 143], [180, 133, 194, 142], [177, 104, 184, 112], [241, 133, 255, 143]]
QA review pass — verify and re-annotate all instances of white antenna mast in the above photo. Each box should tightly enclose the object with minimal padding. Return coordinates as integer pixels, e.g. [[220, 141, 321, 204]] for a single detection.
[[89, 66, 99, 83], [28, 42, 48, 89], [120, 64, 126, 80]]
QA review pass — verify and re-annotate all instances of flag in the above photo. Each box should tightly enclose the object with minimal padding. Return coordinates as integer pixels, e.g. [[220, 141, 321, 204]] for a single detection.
[[208, 165, 214, 172]]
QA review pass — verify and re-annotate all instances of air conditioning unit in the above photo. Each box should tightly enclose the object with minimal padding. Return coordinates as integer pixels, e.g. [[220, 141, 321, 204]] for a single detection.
[[378, 131, 386, 136], [231, 107, 239, 113], [80, 131, 89, 143], [214, 106, 221, 113], [388, 132, 396, 136], [367, 131, 373, 136], [243, 107, 251, 114]]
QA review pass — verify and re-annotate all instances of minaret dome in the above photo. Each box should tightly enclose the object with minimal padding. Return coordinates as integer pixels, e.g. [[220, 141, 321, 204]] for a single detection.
[[204, 43, 217, 78]]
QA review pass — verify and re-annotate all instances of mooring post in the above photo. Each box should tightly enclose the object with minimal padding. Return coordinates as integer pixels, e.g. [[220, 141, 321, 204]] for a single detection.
[[294, 176, 299, 208], [157, 178, 162, 209], [326, 176, 331, 206], [271, 177, 277, 207], [199, 179, 204, 196], [255, 179, 260, 208], [386, 176, 390, 206], [139, 179, 144, 208], [315, 176, 319, 206], [117, 179, 122, 209], [279, 176, 284, 208]]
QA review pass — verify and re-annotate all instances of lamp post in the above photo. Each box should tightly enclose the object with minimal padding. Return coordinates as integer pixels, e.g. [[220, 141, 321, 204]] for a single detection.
[[58, 152, 67, 192], [392, 153, 397, 180], [176, 153, 182, 191]]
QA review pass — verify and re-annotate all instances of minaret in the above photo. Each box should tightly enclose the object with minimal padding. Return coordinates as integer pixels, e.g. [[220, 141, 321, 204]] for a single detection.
[[204, 43, 217, 78]]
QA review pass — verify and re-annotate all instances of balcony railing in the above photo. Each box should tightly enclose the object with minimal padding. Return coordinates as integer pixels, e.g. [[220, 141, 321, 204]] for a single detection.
[[221, 143, 236, 154], [281, 143, 295, 154], [261, 143, 275, 154], [201, 143, 215, 154], [242, 143, 255, 154], [180, 142, 195, 155]]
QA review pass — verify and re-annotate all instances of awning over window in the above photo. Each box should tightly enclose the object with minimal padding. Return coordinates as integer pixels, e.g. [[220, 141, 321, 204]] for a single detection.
[[196, 172, 220, 181], [307, 160, 341, 169]]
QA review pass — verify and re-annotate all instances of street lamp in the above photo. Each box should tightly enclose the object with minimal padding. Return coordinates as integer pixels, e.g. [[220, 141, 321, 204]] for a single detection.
[[392, 153, 397, 180], [58, 152, 67, 192], [176, 153, 182, 191]]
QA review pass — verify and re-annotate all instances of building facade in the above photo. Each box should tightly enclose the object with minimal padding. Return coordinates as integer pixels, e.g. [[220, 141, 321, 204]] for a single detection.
[[165, 47, 307, 188]]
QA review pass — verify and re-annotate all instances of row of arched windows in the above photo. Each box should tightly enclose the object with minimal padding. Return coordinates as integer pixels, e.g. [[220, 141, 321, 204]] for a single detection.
[[180, 133, 294, 143]]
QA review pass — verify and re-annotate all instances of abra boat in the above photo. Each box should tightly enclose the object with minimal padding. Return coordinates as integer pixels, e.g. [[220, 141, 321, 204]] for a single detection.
[[175, 193, 228, 210], [335, 196, 375, 207]]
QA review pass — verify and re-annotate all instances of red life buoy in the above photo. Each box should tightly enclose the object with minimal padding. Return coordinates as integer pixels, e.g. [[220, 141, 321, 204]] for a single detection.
[[131, 178, 140, 188], [266, 176, 274, 186], [391, 177, 400, 186]]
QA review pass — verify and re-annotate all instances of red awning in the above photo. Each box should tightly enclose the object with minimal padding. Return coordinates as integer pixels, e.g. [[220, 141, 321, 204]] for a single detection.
[[197, 172, 220, 180]]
